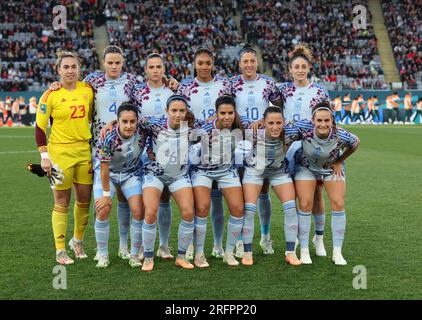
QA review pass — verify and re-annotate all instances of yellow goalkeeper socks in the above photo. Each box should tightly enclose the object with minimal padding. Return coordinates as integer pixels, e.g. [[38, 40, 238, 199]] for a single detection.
[[73, 201, 90, 241], [52, 204, 69, 250]]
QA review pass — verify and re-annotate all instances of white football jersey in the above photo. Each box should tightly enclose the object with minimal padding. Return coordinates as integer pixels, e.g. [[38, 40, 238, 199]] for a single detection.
[[84, 71, 140, 148], [177, 75, 232, 120], [279, 82, 329, 122], [231, 74, 281, 121], [135, 83, 173, 117]]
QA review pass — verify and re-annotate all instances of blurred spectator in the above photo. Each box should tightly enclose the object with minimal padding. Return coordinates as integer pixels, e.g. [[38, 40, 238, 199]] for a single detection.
[[0, 1, 101, 91], [105, 0, 242, 80], [382, 0, 421, 89], [239, 0, 386, 89]]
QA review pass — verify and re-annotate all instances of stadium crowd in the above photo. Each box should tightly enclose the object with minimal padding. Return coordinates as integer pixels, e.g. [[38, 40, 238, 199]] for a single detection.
[[0, 1, 420, 93], [0, 0, 100, 92], [239, 0, 386, 90], [104, 0, 242, 81], [381, 0, 422, 89]]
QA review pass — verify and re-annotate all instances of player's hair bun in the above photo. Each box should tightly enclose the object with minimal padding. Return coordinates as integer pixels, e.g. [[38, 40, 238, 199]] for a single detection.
[[289, 43, 313, 64]]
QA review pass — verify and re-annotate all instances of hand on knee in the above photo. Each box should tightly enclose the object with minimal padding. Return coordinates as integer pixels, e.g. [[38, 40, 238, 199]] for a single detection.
[[96, 207, 110, 221]]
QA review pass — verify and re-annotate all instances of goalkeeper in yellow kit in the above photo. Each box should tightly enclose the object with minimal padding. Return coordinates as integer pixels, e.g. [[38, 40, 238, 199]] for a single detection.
[[35, 51, 94, 265]]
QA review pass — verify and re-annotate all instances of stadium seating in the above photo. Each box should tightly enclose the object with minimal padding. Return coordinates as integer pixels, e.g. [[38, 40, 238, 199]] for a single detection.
[[0, 0, 100, 91], [381, 0, 421, 89], [239, 0, 386, 89], [104, 0, 242, 80], [0, 0, 419, 91]]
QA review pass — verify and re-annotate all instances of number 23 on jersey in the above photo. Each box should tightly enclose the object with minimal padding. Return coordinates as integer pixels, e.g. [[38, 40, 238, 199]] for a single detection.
[[70, 105, 86, 119]]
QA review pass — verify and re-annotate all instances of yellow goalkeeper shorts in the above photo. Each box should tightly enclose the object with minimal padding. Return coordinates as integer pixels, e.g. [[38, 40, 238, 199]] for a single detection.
[[48, 141, 93, 190]]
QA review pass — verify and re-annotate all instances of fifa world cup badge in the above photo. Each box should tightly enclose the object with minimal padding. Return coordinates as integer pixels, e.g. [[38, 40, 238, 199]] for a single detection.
[[40, 103, 47, 114]]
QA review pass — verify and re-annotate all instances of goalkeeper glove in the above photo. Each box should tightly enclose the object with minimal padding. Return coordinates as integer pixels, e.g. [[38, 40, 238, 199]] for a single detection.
[[27, 163, 64, 189]]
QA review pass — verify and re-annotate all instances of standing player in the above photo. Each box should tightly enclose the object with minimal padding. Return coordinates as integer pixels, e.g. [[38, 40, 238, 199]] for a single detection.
[[340, 93, 352, 125], [177, 48, 233, 260], [50, 45, 141, 259], [404, 92, 413, 124], [231, 46, 284, 257], [351, 97, 360, 124], [134, 53, 177, 260], [357, 94, 366, 124], [85, 46, 142, 260], [411, 97, 422, 123], [366, 95, 381, 124], [333, 95, 342, 123], [279, 44, 329, 257], [284, 102, 360, 265], [94, 103, 146, 268], [36, 51, 94, 265], [392, 92, 402, 124], [242, 106, 301, 266], [140, 95, 198, 271], [191, 95, 247, 267]]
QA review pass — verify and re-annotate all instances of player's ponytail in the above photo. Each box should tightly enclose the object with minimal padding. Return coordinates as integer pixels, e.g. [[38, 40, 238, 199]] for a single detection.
[[289, 43, 313, 66]]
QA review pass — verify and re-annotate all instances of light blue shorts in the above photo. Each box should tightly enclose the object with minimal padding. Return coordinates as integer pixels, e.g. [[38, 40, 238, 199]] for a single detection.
[[143, 174, 192, 193], [243, 167, 292, 186], [191, 168, 241, 189], [93, 171, 142, 200], [294, 166, 346, 182]]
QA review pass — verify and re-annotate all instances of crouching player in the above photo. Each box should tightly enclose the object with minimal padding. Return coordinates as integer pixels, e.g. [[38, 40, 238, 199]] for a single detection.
[[285, 101, 360, 265], [190, 95, 248, 268], [242, 107, 301, 266], [139, 95, 199, 271], [94, 102, 146, 268]]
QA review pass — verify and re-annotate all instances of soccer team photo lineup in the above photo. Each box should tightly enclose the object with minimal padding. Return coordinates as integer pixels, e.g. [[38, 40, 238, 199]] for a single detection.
[[1, 0, 421, 300]]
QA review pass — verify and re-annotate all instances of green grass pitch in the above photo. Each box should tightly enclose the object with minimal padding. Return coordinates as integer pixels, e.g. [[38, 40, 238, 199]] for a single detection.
[[0, 126, 421, 299]]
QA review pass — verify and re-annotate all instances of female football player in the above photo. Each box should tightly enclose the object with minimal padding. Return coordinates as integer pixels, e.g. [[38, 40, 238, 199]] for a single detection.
[[279, 44, 330, 257], [285, 102, 360, 265], [242, 106, 301, 266], [231, 46, 283, 257], [94, 102, 146, 269], [177, 48, 233, 260], [139, 95, 199, 271], [135, 53, 178, 260], [190, 95, 248, 267], [36, 51, 94, 265]]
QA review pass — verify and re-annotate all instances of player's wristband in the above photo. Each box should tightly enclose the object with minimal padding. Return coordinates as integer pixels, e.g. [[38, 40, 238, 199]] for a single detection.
[[103, 191, 111, 197], [40, 152, 50, 160]]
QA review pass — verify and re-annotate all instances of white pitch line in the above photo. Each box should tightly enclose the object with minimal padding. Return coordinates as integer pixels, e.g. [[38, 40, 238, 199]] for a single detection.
[[0, 136, 33, 138], [0, 150, 37, 155]]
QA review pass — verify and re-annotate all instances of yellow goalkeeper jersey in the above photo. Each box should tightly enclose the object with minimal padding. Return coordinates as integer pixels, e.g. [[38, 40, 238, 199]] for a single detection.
[[36, 81, 94, 145]]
